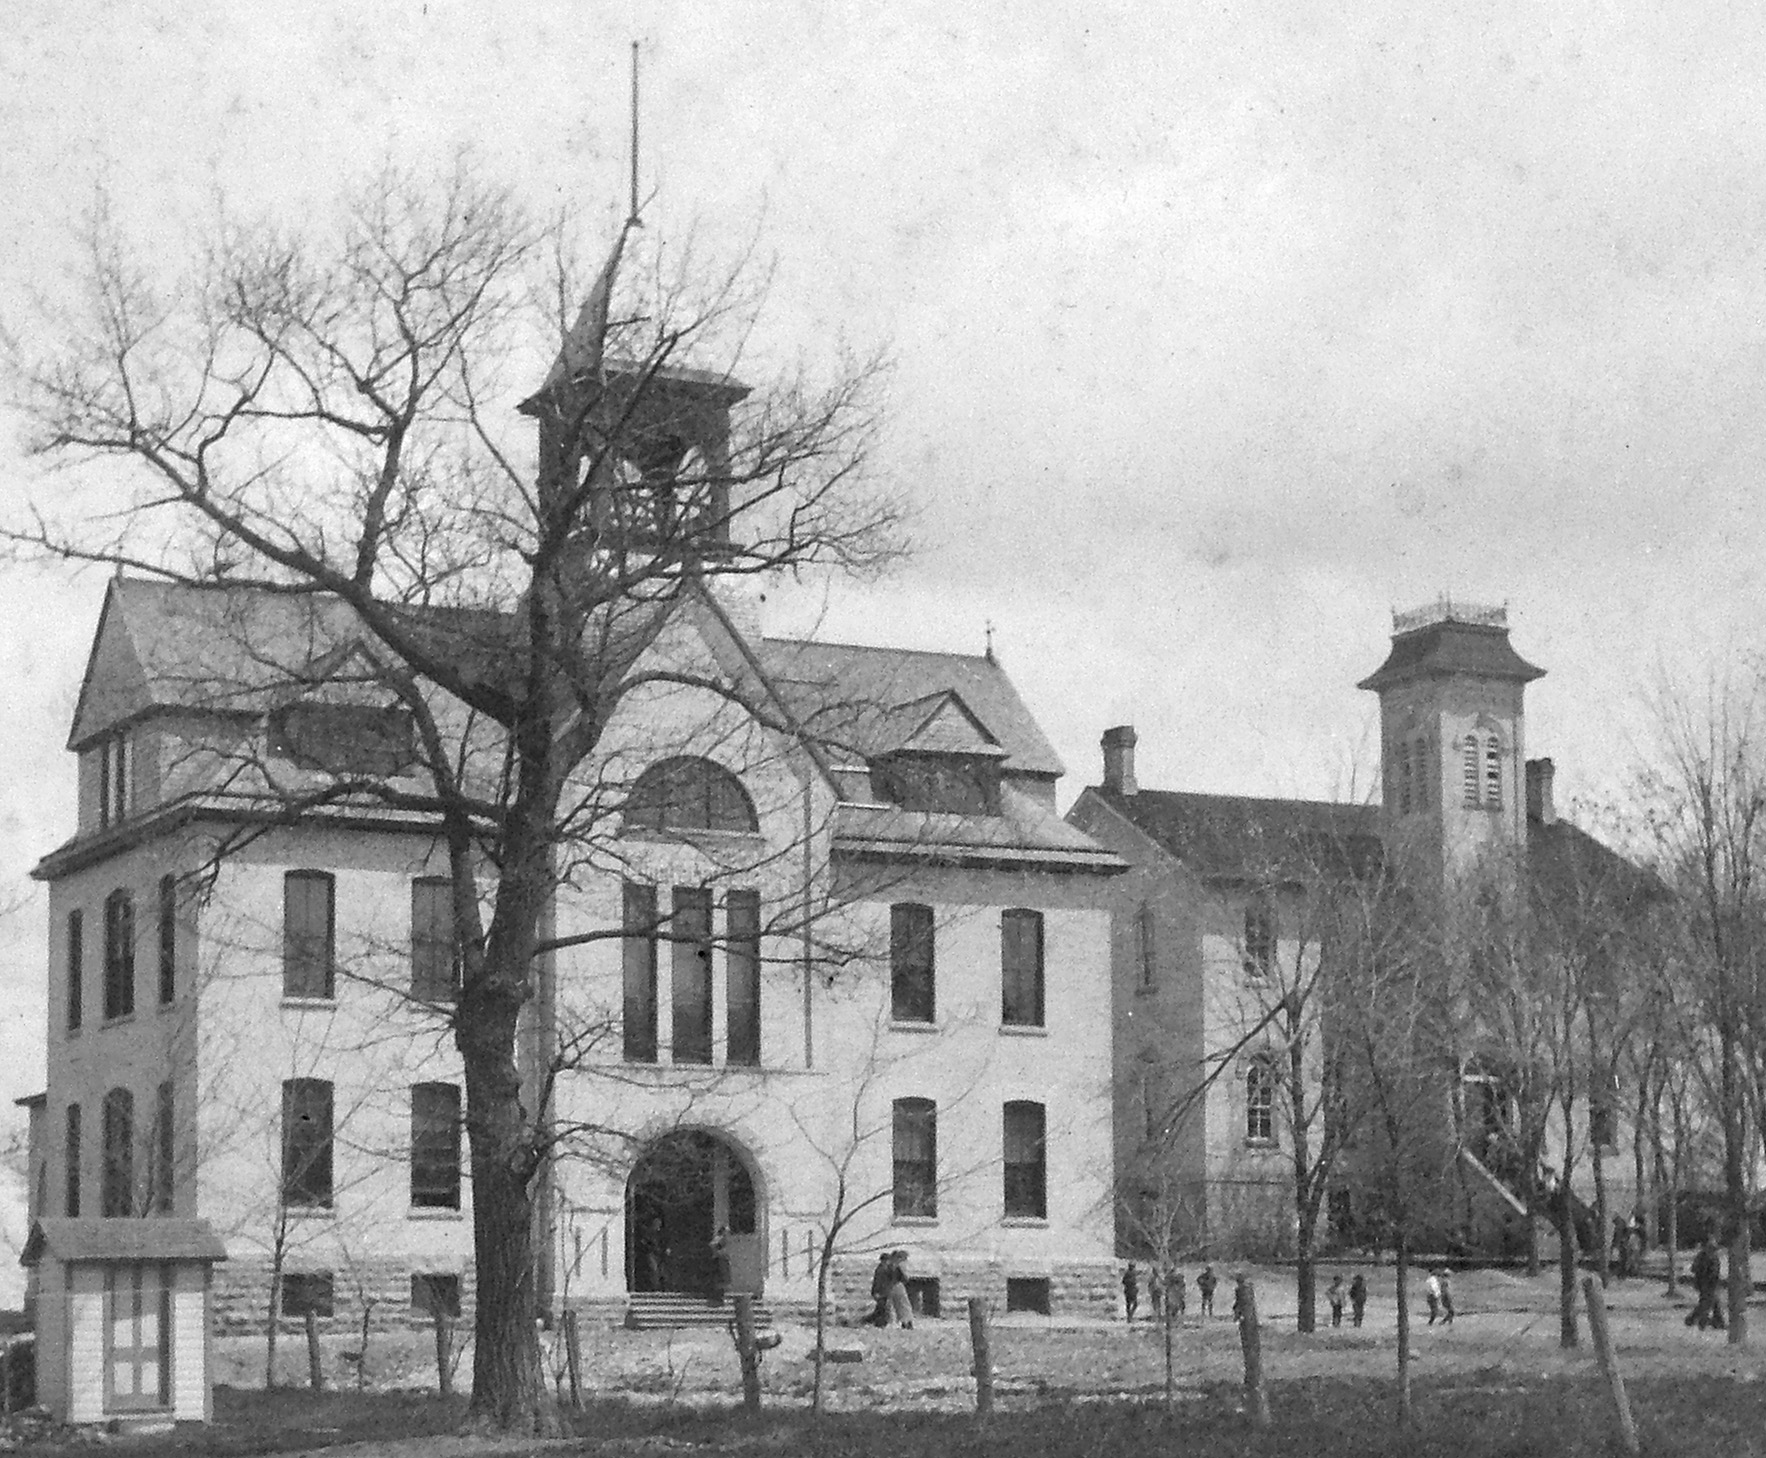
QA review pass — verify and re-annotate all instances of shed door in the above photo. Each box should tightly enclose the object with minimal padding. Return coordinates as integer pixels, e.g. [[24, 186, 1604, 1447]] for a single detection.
[[105, 1263, 171, 1411]]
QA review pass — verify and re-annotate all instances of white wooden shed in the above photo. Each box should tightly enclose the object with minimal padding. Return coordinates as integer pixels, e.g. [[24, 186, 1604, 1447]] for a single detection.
[[21, 1218, 227, 1427]]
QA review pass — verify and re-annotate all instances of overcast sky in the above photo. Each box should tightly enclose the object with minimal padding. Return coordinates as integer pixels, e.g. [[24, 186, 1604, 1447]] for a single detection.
[[0, 2, 1762, 1211]]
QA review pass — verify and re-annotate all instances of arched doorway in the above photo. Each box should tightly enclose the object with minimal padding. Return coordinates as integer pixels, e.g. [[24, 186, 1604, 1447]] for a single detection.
[[625, 1130, 764, 1297]]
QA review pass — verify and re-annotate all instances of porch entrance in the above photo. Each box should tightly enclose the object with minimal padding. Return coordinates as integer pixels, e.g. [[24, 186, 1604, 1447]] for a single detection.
[[625, 1130, 764, 1297]]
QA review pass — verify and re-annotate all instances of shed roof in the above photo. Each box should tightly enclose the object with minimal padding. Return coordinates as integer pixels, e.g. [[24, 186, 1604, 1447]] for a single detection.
[[21, 1218, 228, 1268]]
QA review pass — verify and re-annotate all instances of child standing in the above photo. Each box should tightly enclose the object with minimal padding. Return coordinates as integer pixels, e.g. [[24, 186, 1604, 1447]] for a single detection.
[[1327, 1275, 1346, 1328]]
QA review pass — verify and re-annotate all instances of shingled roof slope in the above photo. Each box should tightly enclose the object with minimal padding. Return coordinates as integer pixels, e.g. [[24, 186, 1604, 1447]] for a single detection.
[[1089, 785, 1384, 884], [756, 640, 1064, 777]]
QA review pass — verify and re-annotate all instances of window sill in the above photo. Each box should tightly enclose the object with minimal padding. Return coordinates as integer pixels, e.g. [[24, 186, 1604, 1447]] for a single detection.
[[408, 1206, 465, 1221], [1134, 983, 1158, 998], [281, 997, 338, 1011], [280, 1204, 336, 1220], [889, 1019, 940, 1034], [1243, 1139, 1279, 1152], [892, 1215, 939, 1227], [1001, 1216, 1049, 1228], [101, 1013, 136, 1028], [999, 1023, 1047, 1037]]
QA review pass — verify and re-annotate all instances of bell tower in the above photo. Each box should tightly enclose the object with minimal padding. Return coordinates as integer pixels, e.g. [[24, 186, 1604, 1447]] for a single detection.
[[521, 357, 751, 563], [1358, 600, 1544, 899]]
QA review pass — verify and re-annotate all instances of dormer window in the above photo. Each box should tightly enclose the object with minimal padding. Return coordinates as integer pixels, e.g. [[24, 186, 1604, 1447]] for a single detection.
[[871, 754, 1001, 816], [269, 703, 416, 779], [98, 733, 131, 828]]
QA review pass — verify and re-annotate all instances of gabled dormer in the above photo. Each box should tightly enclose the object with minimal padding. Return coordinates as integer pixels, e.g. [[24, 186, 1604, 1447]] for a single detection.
[[868, 691, 1007, 815]]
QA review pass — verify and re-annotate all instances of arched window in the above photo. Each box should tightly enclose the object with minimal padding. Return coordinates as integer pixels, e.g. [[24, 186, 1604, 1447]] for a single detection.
[[1484, 735, 1503, 809], [1245, 1057, 1277, 1144], [101, 1087, 133, 1217], [1461, 736, 1480, 807], [624, 757, 757, 834]]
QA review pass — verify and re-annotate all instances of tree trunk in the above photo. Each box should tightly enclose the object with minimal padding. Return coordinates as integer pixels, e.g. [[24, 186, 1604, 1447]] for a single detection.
[[1559, 1181, 1581, 1349], [265, 1261, 283, 1390], [1722, 1024, 1749, 1345], [1592, 1143, 1611, 1284], [1162, 1274, 1175, 1412], [1291, 1046, 1316, 1334], [1394, 1227, 1412, 1427], [1295, 1222, 1316, 1334], [811, 1234, 833, 1417], [1665, 1163, 1680, 1297]]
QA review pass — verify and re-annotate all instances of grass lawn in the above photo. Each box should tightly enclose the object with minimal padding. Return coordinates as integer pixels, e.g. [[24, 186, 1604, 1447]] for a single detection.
[[7, 1264, 1765, 1454]]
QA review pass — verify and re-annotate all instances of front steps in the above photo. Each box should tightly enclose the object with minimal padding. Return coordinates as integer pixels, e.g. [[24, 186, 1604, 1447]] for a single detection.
[[624, 1292, 776, 1331]]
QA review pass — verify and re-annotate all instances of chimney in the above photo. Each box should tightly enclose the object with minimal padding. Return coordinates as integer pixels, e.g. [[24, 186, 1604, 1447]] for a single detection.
[[1526, 758, 1556, 825], [1102, 725, 1138, 797]]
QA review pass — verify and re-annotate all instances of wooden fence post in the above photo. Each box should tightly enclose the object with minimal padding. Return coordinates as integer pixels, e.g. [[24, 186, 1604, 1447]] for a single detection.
[[967, 1296, 994, 1417], [304, 1308, 323, 1392], [1582, 1276, 1641, 1456], [1236, 1278, 1270, 1428], [563, 1309, 583, 1409], [732, 1295, 763, 1412]]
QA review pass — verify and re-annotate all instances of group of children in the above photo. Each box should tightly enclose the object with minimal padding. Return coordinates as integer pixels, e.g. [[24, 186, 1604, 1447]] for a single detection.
[[1125, 1265, 1459, 1329], [1122, 1263, 1231, 1322]]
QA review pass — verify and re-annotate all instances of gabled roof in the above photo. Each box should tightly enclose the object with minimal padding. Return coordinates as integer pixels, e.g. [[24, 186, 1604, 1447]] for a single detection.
[[756, 641, 1063, 776], [1528, 818, 1667, 924], [1358, 620, 1544, 693], [22, 1218, 228, 1268], [1086, 786, 1384, 884], [66, 577, 663, 748]]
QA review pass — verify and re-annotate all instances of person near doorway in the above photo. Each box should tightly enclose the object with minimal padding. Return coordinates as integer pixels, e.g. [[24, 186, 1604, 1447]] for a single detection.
[[1170, 1268, 1187, 1318], [640, 1213, 666, 1292], [887, 1250, 914, 1328], [1688, 1233, 1725, 1330], [1349, 1271, 1368, 1327], [1437, 1269, 1455, 1325], [1327, 1275, 1346, 1328], [865, 1252, 893, 1326], [1147, 1265, 1163, 1321], [1122, 1262, 1139, 1322], [709, 1225, 732, 1304], [1197, 1266, 1217, 1317]]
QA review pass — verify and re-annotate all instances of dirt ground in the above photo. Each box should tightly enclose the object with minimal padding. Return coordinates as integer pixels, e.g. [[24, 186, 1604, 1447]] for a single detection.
[[214, 1259, 1766, 1415]]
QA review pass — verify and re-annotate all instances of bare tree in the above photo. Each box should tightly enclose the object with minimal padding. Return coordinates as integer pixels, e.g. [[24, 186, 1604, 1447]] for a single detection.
[[5, 157, 899, 1433], [1639, 673, 1766, 1346]]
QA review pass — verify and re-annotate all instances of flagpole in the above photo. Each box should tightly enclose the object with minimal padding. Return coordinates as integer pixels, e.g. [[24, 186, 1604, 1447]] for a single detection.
[[628, 40, 642, 229]]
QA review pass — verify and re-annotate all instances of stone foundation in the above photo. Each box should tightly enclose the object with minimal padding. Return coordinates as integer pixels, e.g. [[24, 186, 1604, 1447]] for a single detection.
[[213, 1257, 476, 1335]]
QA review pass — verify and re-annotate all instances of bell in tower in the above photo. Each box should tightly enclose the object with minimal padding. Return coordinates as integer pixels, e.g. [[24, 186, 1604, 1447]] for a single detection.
[[521, 351, 751, 564]]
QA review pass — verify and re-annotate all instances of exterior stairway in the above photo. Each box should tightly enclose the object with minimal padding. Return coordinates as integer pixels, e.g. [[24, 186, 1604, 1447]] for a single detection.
[[624, 1292, 776, 1331]]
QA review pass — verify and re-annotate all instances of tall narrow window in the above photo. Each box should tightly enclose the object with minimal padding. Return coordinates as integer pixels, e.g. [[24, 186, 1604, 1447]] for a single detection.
[[1001, 909, 1045, 1026], [152, 1081, 174, 1214], [66, 909, 84, 1033], [101, 1087, 133, 1218], [1245, 1057, 1277, 1143], [65, 1103, 81, 1218], [1136, 903, 1156, 992], [1243, 895, 1276, 980], [410, 1082, 462, 1209], [892, 1098, 937, 1218], [281, 1078, 334, 1208], [1415, 737, 1431, 810], [156, 875, 177, 1006], [98, 733, 130, 828], [103, 889, 135, 1020], [1484, 734, 1503, 809], [726, 890, 761, 1067], [1462, 735, 1480, 807], [671, 888, 714, 1065], [283, 872, 335, 999], [1398, 742, 1413, 814], [622, 882, 658, 1063], [890, 903, 935, 1023], [1003, 1101, 1047, 1219], [411, 879, 458, 1001]]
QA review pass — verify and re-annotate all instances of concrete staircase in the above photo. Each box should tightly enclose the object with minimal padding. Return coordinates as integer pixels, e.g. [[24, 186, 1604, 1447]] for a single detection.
[[624, 1292, 776, 1331]]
